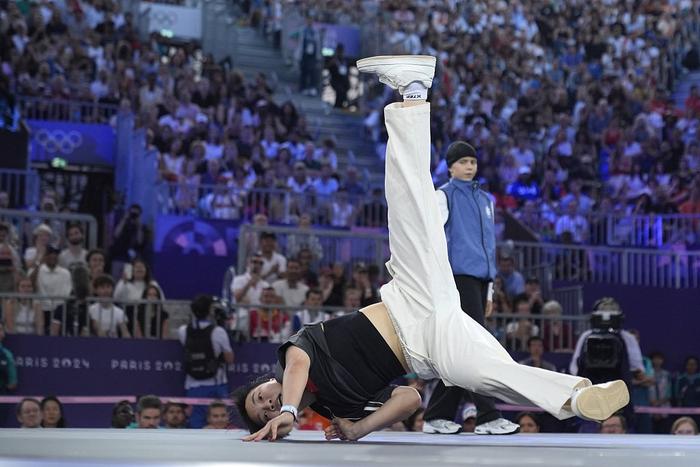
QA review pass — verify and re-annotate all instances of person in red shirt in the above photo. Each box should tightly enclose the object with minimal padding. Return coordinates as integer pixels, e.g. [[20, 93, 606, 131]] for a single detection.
[[679, 185, 700, 215], [685, 86, 700, 117]]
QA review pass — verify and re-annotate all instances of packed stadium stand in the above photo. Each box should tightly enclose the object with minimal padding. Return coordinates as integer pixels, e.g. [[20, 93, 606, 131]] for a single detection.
[[0, 0, 698, 446]]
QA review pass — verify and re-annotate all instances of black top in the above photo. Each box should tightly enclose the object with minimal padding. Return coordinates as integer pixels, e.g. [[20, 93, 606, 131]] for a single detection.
[[276, 312, 405, 420]]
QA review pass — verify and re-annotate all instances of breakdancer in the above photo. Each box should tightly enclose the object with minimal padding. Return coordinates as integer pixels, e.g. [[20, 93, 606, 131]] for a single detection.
[[236, 55, 629, 442]]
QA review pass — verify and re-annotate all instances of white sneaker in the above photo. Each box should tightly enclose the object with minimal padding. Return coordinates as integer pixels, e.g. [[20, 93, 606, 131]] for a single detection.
[[570, 380, 630, 421], [356, 55, 436, 94], [474, 418, 520, 435], [422, 418, 461, 434]]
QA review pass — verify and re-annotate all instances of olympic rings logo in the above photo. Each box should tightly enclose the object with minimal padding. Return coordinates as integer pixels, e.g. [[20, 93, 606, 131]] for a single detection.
[[151, 11, 178, 27], [34, 129, 83, 155]]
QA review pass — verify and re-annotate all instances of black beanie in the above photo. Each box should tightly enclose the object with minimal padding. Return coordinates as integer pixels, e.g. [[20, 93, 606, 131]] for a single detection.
[[446, 141, 477, 167]]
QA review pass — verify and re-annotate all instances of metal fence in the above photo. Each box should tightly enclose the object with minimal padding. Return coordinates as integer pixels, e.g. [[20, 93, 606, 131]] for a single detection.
[[226, 303, 589, 352], [239, 225, 700, 290], [0, 294, 192, 340], [5, 292, 589, 354], [0, 208, 99, 253], [156, 181, 385, 227], [550, 286, 584, 316], [584, 213, 700, 248], [237, 224, 588, 315], [510, 241, 700, 289], [156, 181, 700, 249], [237, 223, 388, 278], [16, 96, 119, 124], [0, 169, 40, 209]]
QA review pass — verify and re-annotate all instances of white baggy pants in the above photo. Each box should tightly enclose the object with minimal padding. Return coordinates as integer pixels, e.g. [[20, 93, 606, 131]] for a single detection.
[[379, 102, 587, 419]]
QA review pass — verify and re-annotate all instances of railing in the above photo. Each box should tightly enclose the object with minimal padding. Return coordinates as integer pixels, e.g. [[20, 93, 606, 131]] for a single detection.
[[0, 169, 40, 209], [16, 291, 588, 353], [16, 96, 119, 124], [550, 286, 584, 316], [156, 181, 384, 227], [239, 225, 699, 292], [0, 294, 192, 340], [211, 302, 590, 351], [157, 181, 700, 250], [579, 213, 699, 248], [0, 208, 99, 251], [237, 223, 388, 278], [510, 241, 700, 289]]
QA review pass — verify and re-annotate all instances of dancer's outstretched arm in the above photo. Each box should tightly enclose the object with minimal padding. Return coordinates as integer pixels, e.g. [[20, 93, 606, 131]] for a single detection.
[[243, 346, 311, 441], [325, 386, 422, 441]]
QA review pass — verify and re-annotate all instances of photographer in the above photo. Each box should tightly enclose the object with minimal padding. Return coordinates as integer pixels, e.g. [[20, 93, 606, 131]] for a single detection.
[[110, 204, 152, 279], [569, 297, 643, 430], [177, 294, 234, 428]]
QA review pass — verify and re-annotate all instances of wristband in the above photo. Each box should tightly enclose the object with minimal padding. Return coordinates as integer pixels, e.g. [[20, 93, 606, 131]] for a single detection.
[[487, 282, 494, 302], [280, 404, 298, 422]]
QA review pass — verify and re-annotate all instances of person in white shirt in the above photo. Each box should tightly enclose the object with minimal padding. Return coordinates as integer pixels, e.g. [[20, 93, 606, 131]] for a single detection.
[[312, 163, 339, 197], [287, 162, 313, 194], [3, 275, 43, 335], [33, 245, 72, 323], [232, 254, 269, 305], [89, 275, 130, 338], [509, 139, 535, 169], [272, 259, 309, 307], [258, 232, 287, 283], [329, 189, 355, 227], [58, 224, 88, 271], [555, 201, 589, 243], [114, 258, 162, 303], [24, 223, 53, 272], [90, 70, 110, 100]]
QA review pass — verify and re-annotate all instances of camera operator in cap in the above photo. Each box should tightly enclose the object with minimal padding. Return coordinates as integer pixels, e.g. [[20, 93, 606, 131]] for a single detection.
[[569, 297, 642, 430], [178, 294, 234, 428]]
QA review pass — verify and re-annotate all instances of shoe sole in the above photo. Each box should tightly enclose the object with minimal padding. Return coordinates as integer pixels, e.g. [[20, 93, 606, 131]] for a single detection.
[[474, 426, 521, 435], [422, 426, 462, 435], [356, 55, 436, 73], [576, 380, 630, 421]]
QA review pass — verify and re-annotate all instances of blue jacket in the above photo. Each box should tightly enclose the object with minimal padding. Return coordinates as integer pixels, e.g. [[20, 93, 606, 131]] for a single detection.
[[440, 179, 496, 280]]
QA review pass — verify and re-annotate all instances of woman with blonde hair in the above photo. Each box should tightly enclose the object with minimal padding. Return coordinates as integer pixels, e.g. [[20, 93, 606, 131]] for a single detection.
[[671, 416, 699, 435], [4, 274, 43, 335], [24, 224, 53, 271]]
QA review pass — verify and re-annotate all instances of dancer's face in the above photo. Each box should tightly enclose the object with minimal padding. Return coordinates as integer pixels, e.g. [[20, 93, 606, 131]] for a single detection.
[[245, 379, 282, 426], [449, 156, 477, 181]]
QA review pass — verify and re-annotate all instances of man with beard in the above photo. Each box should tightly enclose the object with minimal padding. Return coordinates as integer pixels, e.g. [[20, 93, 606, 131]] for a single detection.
[[58, 224, 88, 270], [162, 401, 188, 429]]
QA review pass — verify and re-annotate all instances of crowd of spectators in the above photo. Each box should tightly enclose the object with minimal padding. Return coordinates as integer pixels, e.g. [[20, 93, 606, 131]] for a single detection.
[[12, 394, 235, 429], [0, 187, 167, 339], [357, 0, 700, 248], [0, 0, 387, 227], [5, 0, 700, 246]]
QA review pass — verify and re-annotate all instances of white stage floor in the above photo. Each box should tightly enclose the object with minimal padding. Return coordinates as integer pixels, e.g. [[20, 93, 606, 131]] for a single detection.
[[0, 429, 698, 466]]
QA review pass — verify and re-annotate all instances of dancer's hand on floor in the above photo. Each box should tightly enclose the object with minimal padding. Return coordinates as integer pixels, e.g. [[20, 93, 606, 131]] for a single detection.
[[243, 412, 294, 442], [324, 423, 348, 441]]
